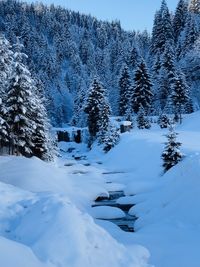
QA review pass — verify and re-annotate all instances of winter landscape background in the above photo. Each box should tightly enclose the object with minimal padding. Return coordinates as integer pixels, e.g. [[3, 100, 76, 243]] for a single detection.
[[0, 0, 200, 267]]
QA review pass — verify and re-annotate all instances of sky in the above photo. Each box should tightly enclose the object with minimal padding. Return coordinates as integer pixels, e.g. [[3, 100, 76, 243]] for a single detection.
[[29, 0, 179, 32]]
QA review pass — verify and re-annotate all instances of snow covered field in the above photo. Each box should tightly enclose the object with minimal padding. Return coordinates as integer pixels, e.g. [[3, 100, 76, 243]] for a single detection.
[[1, 112, 200, 267]]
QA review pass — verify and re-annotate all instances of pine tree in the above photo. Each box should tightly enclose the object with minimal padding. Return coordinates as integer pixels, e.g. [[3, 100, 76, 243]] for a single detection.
[[97, 99, 111, 145], [6, 40, 53, 159], [71, 78, 88, 127], [127, 45, 141, 71], [101, 124, 120, 153], [137, 106, 151, 129], [189, 0, 200, 13], [31, 85, 54, 161], [173, 0, 188, 43], [171, 72, 190, 124], [0, 35, 13, 150], [152, 52, 162, 78], [84, 77, 111, 144], [6, 42, 35, 156], [132, 60, 153, 114], [118, 64, 131, 116], [181, 14, 198, 57], [161, 0, 174, 46], [162, 124, 182, 172], [157, 113, 170, 128], [158, 43, 177, 110], [151, 10, 163, 55], [151, 0, 174, 55]]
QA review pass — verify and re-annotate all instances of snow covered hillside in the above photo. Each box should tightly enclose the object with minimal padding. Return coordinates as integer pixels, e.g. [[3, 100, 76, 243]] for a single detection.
[[100, 111, 200, 267], [1, 111, 200, 267]]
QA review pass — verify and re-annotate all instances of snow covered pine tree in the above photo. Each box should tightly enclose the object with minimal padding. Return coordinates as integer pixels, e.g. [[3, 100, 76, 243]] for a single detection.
[[6, 39, 53, 159], [137, 105, 151, 129], [84, 77, 110, 144], [84, 77, 119, 151], [132, 60, 153, 114], [162, 123, 183, 172], [0, 35, 13, 152], [118, 64, 132, 116]]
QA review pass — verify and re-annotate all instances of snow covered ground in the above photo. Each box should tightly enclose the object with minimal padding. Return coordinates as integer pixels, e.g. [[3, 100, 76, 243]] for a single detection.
[[1, 111, 200, 267], [0, 157, 149, 266]]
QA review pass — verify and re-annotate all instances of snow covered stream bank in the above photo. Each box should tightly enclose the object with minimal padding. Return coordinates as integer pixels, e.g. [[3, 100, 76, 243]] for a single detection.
[[0, 156, 150, 267], [1, 112, 200, 267]]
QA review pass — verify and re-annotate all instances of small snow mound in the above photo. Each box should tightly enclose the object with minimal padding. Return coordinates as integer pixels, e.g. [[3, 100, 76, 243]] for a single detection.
[[91, 206, 126, 219], [117, 196, 135, 205]]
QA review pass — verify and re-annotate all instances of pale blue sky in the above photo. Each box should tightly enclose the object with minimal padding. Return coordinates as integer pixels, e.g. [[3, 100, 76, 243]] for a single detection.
[[29, 0, 179, 31]]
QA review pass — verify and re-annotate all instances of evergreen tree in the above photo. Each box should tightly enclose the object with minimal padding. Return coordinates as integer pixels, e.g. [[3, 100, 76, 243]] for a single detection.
[[171, 72, 190, 123], [151, 0, 174, 55], [158, 42, 177, 110], [132, 60, 153, 114], [71, 78, 88, 127], [157, 113, 170, 128], [97, 98, 111, 145], [152, 52, 162, 78], [101, 124, 120, 152], [6, 40, 53, 159], [136, 106, 151, 129], [31, 85, 54, 161], [84, 77, 111, 144], [127, 45, 141, 71], [173, 0, 188, 43], [0, 35, 13, 150], [118, 64, 131, 116], [6, 41, 35, 156], [151, 10, 163, 55], [189, 0, 200, 13], [162, 124, 183, 172], [181, 14, 198, 57]]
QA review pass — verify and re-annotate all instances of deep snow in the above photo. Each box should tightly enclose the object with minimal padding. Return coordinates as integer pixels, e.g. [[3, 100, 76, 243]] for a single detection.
[[0, 156, 150, 267], [1, 111, 200, 267]]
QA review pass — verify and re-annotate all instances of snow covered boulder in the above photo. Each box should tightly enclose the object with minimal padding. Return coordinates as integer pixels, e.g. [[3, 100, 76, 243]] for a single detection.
[[91, 206, 126, 219]]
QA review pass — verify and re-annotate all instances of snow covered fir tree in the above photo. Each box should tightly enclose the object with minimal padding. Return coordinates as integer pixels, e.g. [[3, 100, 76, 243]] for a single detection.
[[0, 35, 54, 160], [132, 60, 153, 114], [162, 123, 183, 172], [84, 77, 119, 151]]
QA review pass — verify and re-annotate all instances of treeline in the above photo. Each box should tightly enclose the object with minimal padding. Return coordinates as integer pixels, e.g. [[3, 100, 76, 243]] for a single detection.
[[0, 0, 150, 125], [0, 0, 199, 127], [0, 0, 199, 152], [0, 35, 53, 160]]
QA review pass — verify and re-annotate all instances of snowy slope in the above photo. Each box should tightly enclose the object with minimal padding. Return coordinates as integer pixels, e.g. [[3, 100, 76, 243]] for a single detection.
[[97, 112, 200, 267], [1, 112, 200, 267], [0, 156, 150, 267]]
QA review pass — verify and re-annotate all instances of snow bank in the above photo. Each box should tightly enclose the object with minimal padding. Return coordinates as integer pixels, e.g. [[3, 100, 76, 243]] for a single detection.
[[0, 156, 107, 208], [0, 237, 52, 267], [0, 156, 151, 267], [133, 154, 200, 228], [100, 112, 200, 267], [128, 154, 200, 267]]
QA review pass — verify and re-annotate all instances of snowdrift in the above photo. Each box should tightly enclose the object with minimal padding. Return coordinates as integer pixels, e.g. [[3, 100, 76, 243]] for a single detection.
[[0, 156, 150, 267], [101, 112, 200, 267]]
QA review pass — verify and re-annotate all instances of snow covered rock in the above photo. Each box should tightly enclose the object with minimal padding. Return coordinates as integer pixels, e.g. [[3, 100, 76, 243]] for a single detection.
[[91, 206, 126, 219]]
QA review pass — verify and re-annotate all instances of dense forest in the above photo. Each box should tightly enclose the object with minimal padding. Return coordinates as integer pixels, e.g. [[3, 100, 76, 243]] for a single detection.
[[0, 0, 199, 127], [0, 0, 200, 156]]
